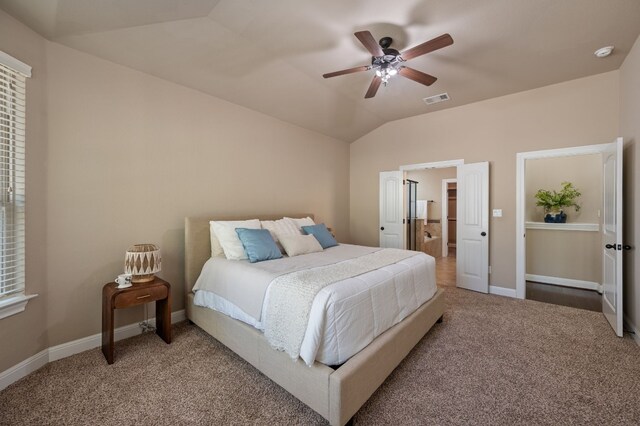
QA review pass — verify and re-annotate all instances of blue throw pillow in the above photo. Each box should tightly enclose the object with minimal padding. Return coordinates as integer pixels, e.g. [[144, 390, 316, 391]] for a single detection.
[[235, 228, 283, 263], [301, 224, 338, 249]]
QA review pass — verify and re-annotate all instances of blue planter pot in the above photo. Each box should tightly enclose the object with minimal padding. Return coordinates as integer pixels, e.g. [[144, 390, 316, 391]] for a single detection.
[[544, 211, 567, 223]]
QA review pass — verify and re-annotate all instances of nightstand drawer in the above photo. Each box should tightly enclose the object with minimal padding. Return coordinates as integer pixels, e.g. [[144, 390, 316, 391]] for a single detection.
[[114, 285, 168, 308]]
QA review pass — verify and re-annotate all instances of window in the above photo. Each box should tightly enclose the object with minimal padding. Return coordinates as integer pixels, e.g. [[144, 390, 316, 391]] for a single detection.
[[0, 51, 33, 319]]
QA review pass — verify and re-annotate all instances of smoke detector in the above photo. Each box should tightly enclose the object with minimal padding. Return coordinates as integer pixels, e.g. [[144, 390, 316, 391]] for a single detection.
[[423, 93, 450, 105], [594, 46, 614, 58]]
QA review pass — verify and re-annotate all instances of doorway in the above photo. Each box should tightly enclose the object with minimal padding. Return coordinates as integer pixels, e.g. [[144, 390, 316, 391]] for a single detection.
[[404, 167, 456, 259], [523, 153, 603, 312], [379, 159, 490, 294], [515, 139, 624, 336], [406, 165, 458, 292]]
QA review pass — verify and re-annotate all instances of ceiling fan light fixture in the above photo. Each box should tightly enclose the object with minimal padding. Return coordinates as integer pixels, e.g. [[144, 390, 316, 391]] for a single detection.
[[374, 63, 399, 85]]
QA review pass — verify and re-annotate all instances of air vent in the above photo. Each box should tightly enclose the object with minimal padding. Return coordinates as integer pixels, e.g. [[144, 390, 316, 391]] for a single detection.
[[423, 93, 450, 105]]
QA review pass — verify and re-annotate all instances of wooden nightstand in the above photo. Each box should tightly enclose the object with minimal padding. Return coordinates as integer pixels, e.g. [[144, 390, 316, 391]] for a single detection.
[[101, 277, 172, 364]]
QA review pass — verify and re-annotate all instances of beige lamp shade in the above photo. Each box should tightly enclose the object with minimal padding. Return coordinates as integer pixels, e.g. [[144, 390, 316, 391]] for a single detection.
[[124, 244, 161, 283]]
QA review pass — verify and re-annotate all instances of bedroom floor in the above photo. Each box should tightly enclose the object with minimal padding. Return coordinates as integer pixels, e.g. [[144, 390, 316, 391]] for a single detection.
[[1, 261, 639, 425]]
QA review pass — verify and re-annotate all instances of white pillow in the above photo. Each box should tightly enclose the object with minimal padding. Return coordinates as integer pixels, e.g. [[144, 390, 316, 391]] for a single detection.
[[261, 218, 301, 243], [279, 234, 323, 257], [210, 219, 261, 260], [209, 223, 225, 257], [285, 216, 315, 231]]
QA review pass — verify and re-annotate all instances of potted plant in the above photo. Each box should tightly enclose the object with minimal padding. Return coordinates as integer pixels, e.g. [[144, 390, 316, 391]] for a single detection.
[[534, 182, 581, 223]]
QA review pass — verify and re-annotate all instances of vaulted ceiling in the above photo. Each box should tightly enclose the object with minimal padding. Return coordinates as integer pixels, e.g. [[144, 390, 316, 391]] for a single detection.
[[2, 0, 640, 142]]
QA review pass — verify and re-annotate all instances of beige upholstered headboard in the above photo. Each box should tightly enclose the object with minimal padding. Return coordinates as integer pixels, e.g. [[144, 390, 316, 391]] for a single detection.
[[184, 214, 314, 304]]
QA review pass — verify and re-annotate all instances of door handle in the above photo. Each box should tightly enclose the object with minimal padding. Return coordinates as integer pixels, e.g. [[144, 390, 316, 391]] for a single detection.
[[623, 245, 632, 251], [481, 232, 487, 237], [605, 244, 616, 250], [380, 226, 385, 231]]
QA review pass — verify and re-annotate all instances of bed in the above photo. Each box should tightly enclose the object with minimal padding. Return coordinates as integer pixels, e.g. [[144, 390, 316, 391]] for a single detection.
[[185, 214, 445, 426]]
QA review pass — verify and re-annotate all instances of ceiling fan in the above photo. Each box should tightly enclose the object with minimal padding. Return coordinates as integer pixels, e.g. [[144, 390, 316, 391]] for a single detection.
[[323, 31, 454, 99]]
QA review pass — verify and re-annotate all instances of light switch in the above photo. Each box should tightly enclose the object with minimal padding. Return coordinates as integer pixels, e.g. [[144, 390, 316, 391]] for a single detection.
[[492, 209, 503, 217]]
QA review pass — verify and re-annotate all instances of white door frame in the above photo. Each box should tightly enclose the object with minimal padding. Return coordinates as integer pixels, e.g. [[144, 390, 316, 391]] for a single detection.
[[515, 143, 610, 299], [400, 159, 464, 250], [441, 178, 457, 257]]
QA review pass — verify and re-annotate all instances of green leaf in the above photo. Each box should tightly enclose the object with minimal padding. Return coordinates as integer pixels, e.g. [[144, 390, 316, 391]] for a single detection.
[[533, 182, 581, 212]]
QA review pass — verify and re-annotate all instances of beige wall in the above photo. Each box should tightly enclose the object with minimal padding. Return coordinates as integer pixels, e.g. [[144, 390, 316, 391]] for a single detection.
[[525, 155, 602, 283], [526, 231, 601, 283], [406, 168, 456, 221], [620, 35, 640, 332], [525, 155, 602, 223], [0, 11, 49, 373], [350, 71, 619, 289], [43, 42, 350, 347]]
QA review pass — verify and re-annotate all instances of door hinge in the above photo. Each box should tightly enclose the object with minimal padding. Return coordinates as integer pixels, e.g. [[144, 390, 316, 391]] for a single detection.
[[403, 219, 406, 224]]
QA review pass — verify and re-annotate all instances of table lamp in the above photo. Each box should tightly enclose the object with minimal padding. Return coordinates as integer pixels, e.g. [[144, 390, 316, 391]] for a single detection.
[[124, 243, 161, 283]]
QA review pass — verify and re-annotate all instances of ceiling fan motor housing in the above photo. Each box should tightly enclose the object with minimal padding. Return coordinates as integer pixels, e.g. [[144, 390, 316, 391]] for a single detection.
[[378, 36, 393, 49]]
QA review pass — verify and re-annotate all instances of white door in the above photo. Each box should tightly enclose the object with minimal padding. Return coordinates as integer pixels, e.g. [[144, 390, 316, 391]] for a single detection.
[[457, 162, 489, 293], [379, 171, 404, 248], [602, 137, 623, 336]]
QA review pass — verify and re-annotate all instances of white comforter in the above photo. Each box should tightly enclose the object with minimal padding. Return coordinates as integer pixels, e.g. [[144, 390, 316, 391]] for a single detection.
[[193, 244, 437, 366]]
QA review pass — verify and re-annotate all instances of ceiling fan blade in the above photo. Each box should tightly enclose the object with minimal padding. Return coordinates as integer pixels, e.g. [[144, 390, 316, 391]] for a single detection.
[[398, 67, 438, 86], [400, 33, 453, 61], [364, 76, 382, 99], [323, 65, 370, 79], [354, 31, 384, 57]]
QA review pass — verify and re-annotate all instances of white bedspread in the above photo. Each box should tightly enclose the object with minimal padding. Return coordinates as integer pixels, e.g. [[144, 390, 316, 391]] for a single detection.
[[264, 248, 419, 361], [193, 244, 437, 366]]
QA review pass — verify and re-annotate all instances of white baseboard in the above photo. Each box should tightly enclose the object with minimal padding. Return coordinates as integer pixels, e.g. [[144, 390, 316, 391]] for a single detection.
[[526, 274, 602, 293], [624, 314, 640, 347], [48, 322, 143, 362], [489, 286, 517, 298], [0, 309, 185, 391], [49, 309, 185, 362], [0, 349, 49, 392]]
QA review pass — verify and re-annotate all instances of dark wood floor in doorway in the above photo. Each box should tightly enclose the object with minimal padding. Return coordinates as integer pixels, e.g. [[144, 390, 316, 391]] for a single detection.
[[438, 255, 600, 313], [526, 281, 601, 312]]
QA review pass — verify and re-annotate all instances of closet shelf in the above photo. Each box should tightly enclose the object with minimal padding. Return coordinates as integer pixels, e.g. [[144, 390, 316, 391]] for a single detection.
[[525, 222, 599, 232]]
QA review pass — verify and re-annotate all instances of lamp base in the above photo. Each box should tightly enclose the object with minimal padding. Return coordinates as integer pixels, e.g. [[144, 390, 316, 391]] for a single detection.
[[131, 274, 155, 284]]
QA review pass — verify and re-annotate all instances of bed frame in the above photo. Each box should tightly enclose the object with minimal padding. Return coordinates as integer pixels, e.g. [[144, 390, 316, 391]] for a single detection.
[[185, 214, 445, 426]]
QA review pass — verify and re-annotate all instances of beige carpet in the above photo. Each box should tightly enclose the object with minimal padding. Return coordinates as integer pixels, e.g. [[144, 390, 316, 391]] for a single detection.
[[2, 283, 640, 425]]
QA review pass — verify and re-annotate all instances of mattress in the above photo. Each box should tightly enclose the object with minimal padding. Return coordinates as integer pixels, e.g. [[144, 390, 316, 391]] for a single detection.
[[193, 244, 437, 365]]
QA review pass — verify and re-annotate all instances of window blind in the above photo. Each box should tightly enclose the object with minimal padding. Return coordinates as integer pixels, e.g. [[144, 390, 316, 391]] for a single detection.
[[0, 60, 27, 300]]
